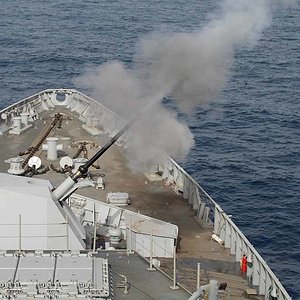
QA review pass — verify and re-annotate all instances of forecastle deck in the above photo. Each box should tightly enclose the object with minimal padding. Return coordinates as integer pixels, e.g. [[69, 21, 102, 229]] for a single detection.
[[0, 89, 290, 300]]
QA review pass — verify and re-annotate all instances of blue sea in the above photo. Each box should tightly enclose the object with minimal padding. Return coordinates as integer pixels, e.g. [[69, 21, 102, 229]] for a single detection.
[[0, 0, 299, 298]]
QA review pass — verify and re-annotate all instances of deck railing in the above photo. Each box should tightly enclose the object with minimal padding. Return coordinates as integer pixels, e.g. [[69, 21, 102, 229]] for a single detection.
[[164, 157, 291, 300]]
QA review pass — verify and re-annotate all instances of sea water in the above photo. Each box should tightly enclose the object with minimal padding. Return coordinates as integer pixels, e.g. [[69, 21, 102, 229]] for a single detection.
[[0, 0, 299, 297]]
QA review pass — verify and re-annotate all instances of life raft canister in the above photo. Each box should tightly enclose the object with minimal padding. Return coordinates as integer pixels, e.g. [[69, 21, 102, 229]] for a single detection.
[[241, 254, 247, 273]]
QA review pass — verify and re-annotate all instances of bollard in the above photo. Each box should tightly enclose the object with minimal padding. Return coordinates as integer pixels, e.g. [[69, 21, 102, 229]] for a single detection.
[[42, 137, 63, 161], [208, 280, 219, 300], [6, 157, 25, 175]]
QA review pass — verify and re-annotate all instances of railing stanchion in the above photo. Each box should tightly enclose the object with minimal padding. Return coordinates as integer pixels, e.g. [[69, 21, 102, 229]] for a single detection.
[[170, 244, 179, 290], [127, 216, 134, 255], [197, 262, 201, 290], [18, 214, 22, 252], [66, 215, 69, 251], [147, 230, 155, 271], [93, 203, 97, 253]]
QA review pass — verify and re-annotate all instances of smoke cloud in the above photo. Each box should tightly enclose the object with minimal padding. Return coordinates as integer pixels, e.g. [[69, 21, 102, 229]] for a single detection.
[[74, 0, 277, 172]]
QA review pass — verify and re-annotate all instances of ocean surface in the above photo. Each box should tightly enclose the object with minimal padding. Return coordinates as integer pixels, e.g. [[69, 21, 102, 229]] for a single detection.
[[0, 0, 299, 298]]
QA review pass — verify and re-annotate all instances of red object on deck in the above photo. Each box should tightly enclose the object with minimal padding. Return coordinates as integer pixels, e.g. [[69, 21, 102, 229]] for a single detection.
[[241, 254, 247, 273]]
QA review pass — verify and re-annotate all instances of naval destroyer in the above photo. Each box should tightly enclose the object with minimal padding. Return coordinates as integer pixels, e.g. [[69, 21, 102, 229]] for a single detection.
[[0, 89, 292, 299]]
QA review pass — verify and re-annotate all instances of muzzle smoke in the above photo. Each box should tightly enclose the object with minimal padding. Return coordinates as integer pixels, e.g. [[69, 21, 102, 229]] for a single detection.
[[74, 0, 289, 172]]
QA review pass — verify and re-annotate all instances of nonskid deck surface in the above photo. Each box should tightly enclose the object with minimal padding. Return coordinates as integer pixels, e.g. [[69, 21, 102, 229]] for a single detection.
[[0, 108, 261, 299]]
